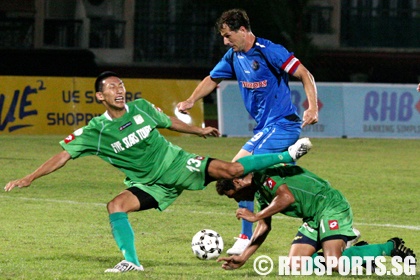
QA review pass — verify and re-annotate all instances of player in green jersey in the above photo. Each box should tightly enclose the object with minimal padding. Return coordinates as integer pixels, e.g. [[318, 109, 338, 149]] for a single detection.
[[4, 71, 312, 273], [216, 165, 416, 271]]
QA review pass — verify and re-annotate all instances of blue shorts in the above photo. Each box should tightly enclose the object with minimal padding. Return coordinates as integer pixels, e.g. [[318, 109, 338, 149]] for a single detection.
[[242, 120, 301, 154]]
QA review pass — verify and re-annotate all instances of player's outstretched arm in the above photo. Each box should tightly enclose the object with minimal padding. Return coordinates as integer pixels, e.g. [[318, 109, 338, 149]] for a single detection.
[[169, 116, 220, 138], [4, 150, 71, 192], [176, 76, 222, 114], [218, 217, 272, 270]]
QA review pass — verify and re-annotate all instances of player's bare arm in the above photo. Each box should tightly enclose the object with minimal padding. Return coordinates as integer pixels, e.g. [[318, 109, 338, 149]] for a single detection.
[[218, 217, 272, 270], [168, 116, 220, 138], [4, 150, 71, 192], [176, 76, 222, 113], [292, 65, 318, 127], [236, 184, 295, 222]]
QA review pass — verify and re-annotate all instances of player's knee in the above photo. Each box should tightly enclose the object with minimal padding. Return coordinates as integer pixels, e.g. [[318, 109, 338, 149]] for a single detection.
[[107, 197, 123, 213]]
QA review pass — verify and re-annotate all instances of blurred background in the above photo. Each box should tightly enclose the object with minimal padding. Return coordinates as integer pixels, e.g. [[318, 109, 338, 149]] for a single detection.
[[0, 0, 419, 83]]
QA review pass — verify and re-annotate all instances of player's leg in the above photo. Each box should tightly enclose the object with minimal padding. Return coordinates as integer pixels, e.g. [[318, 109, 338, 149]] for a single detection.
[[320, 239, 347, 271], [342, 237, 416, 260], [207, 141, 311, 179], [288, 226, 319, 270], [105, 187, 159, 273], [227, 148, 254, 255], [228, 125, 301, 255], [317, 207, 358, 271]]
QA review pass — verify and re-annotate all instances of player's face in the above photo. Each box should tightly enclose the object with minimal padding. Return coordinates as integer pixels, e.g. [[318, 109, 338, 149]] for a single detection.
[[220, 24, 246, 52], [224, 178, 255, 202], [97, 76, 126, 112]]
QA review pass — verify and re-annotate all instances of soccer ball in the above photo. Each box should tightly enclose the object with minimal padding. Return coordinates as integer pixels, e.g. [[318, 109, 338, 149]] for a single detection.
[[191, 229, 224, 260]]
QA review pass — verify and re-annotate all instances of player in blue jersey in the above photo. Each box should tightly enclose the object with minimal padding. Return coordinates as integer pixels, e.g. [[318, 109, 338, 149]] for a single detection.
[[177, 8, 319, 255]]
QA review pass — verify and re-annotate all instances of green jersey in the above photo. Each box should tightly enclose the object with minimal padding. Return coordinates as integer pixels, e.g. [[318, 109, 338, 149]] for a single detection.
[[60, 99, 184, 185], [253, 165, 351, 229]]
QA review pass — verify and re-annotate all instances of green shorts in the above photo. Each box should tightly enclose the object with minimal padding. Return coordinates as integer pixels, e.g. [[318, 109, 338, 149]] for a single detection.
[[124, 150, 211, 211], [296, 206, 357, 247]]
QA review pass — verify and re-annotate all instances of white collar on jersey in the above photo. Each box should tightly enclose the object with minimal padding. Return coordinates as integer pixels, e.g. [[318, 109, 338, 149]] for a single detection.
[[104, 104, 129, 121]]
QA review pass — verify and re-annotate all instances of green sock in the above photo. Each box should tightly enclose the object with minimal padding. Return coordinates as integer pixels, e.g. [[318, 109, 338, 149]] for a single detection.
[[342, 242, 394, 260], [109, 212, 141, 266], [237, 151, 293, 174]]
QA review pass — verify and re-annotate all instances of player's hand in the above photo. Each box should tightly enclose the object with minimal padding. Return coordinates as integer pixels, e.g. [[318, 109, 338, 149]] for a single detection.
[[4, 178, 31, 192], [176, 100, 194, 114], [236, 208, 257, 222], [302, 108, 318, 128], [199, 126, 220, 139], [217, 255, 246, 270]]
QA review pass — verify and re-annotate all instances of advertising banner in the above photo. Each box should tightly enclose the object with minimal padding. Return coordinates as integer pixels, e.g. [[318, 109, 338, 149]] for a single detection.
[[0, 76, 203, 136], [217, 81, 420, 139]]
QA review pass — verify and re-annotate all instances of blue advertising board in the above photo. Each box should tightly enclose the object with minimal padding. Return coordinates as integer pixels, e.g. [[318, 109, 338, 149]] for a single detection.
[[217, 81, 420, 139]]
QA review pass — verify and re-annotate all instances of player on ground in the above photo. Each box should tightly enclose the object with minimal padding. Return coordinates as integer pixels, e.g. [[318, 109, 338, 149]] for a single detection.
[[215, 165, 416, 271], [177, 8, 318, 255], [4, 71, 312, 273]]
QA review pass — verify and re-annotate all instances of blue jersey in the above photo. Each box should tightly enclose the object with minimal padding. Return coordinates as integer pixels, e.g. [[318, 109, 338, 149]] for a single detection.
[[210, 37, 301, 131]]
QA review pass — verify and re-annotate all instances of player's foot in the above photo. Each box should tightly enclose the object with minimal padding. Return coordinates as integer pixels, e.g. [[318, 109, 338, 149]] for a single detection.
[[104, 260, 144, 273], [346, 228, 361, 248], [288, 138, 312, 161], [226, 235, 250, 255], [387, 237, 416, 259]]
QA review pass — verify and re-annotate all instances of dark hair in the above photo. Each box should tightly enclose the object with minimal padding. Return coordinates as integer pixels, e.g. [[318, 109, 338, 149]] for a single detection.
[[215, 179, 235, 195], [216, 9, 251, 32], [94, 71, 118, 92]]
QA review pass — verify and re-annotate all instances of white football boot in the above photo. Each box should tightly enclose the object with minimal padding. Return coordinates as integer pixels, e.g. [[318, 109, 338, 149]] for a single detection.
[[288, 138, 313, 161], [104, 260, 144, 273], [226, 235, 251, 255]]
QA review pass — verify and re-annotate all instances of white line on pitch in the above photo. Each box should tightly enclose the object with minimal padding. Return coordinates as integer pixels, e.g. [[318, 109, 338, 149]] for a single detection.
[[2, 195, 419, 231]]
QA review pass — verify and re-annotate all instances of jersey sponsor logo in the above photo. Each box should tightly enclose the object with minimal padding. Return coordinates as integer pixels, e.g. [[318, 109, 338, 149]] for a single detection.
[[64, 134, 75, 144], [133, 114, 144, 124], [264, 177, 277, 190], [241, 80, 267, 89], [153, 105, 163, 112], [328, 220, 339, 230], [110, 125, 152, 153], [195, 156, 205, 160], [251, 60, 260, 70], [119, 121, 132, 131]]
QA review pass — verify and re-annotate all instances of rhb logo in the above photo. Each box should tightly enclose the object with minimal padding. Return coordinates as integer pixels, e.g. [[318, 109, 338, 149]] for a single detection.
[[364, 91, 420, 121]]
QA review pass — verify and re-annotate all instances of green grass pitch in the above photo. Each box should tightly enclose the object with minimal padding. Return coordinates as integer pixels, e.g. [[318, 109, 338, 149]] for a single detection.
[[1, 135, 419, 279]]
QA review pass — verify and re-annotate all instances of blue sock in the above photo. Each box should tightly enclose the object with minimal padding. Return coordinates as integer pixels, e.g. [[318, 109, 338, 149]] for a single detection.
[[238, 200, 254, 238]]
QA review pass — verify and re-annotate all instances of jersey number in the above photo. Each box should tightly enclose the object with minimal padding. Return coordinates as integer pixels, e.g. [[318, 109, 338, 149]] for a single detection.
[[186, 158, 201, 172]]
